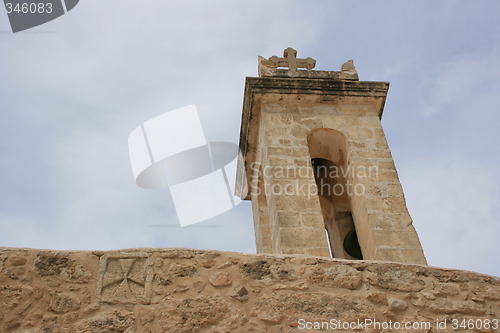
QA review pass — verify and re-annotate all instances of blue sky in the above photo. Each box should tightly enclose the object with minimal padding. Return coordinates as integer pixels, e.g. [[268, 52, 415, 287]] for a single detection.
[[0, 0, 499, 276]]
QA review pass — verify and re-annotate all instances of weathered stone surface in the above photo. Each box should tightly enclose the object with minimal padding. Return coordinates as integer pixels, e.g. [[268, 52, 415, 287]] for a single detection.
[[217, 261, 233, 269], [155, 295, 229, 332], [34, 253, 92, 283], [1, 284, 34, 310], [76, 310, 135, 333], [388, 298, 408, 312], [167, 262, 197, 277], [255, 292, 375, 324], [49, 292, 81, 314], [209, 271, 232, 287], [192, 279, 206, 293], [231, 285, 249, 301], [241, 259, 272, 280], [307, 264, 362, 289], [367, 292, 388, 305], [8, 255, 26, 266], [34, 253, 72, 276], [0, 247, 498, 332], [430, 299, 486, 315], [367, 265, 426, 291]]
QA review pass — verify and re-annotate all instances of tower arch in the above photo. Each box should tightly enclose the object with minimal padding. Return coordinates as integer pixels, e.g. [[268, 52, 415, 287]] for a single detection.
[[307, 128, 362, 259]]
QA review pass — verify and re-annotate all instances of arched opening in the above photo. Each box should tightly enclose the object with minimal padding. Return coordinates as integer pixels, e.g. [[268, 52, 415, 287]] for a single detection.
[[308, 129, 362, 260]]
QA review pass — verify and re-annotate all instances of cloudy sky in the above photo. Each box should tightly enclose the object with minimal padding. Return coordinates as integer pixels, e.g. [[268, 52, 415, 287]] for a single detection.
[[1, 0, 498, 277]]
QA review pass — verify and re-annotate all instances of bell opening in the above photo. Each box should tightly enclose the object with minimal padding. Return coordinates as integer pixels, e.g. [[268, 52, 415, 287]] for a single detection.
[[343, 229, 363, 260]]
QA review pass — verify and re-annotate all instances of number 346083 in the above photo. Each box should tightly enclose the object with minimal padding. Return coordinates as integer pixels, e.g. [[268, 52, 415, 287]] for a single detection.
[[5, 2, 53, 14]]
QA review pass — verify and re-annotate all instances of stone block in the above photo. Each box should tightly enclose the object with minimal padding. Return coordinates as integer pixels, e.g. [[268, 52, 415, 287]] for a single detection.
[[279, 228, 329, 248], [275, 211, 301, 228]]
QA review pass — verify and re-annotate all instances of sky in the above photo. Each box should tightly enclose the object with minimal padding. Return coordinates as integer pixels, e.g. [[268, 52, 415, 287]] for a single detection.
[[0, 0, 499, 277]]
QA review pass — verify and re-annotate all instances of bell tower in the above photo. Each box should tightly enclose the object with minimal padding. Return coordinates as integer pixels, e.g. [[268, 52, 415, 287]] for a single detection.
[[236, 48, 426, 265]]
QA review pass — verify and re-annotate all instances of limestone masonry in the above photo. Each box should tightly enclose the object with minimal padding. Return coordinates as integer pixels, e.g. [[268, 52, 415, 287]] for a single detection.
[[0, 248, 499, 332], [237, 48, 425, 263]]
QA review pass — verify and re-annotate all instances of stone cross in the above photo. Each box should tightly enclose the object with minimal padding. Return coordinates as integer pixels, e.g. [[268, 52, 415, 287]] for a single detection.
[[261, 47, 316, 71]]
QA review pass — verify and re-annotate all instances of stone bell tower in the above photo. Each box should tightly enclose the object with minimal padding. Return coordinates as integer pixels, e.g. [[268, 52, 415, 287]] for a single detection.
[[236, 48, 426, 265]]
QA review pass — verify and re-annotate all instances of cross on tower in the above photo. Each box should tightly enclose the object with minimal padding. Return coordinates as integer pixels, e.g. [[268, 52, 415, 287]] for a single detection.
[[263, 47, 316, 71]]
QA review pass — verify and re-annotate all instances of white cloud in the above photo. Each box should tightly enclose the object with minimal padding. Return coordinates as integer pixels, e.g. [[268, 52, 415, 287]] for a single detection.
[[418, 45, 500, 117], [401, 155, 499, 276]]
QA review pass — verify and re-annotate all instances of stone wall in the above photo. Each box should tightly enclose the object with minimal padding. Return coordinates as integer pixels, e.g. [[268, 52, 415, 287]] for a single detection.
[[0, 247, 498, 332]]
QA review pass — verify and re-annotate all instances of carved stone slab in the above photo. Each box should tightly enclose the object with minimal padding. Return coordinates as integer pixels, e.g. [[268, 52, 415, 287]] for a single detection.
[[97, 253, 153, 304]]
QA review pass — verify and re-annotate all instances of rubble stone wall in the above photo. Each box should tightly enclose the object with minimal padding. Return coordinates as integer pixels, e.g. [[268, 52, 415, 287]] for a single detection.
[[0, 247, 498, 332]]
